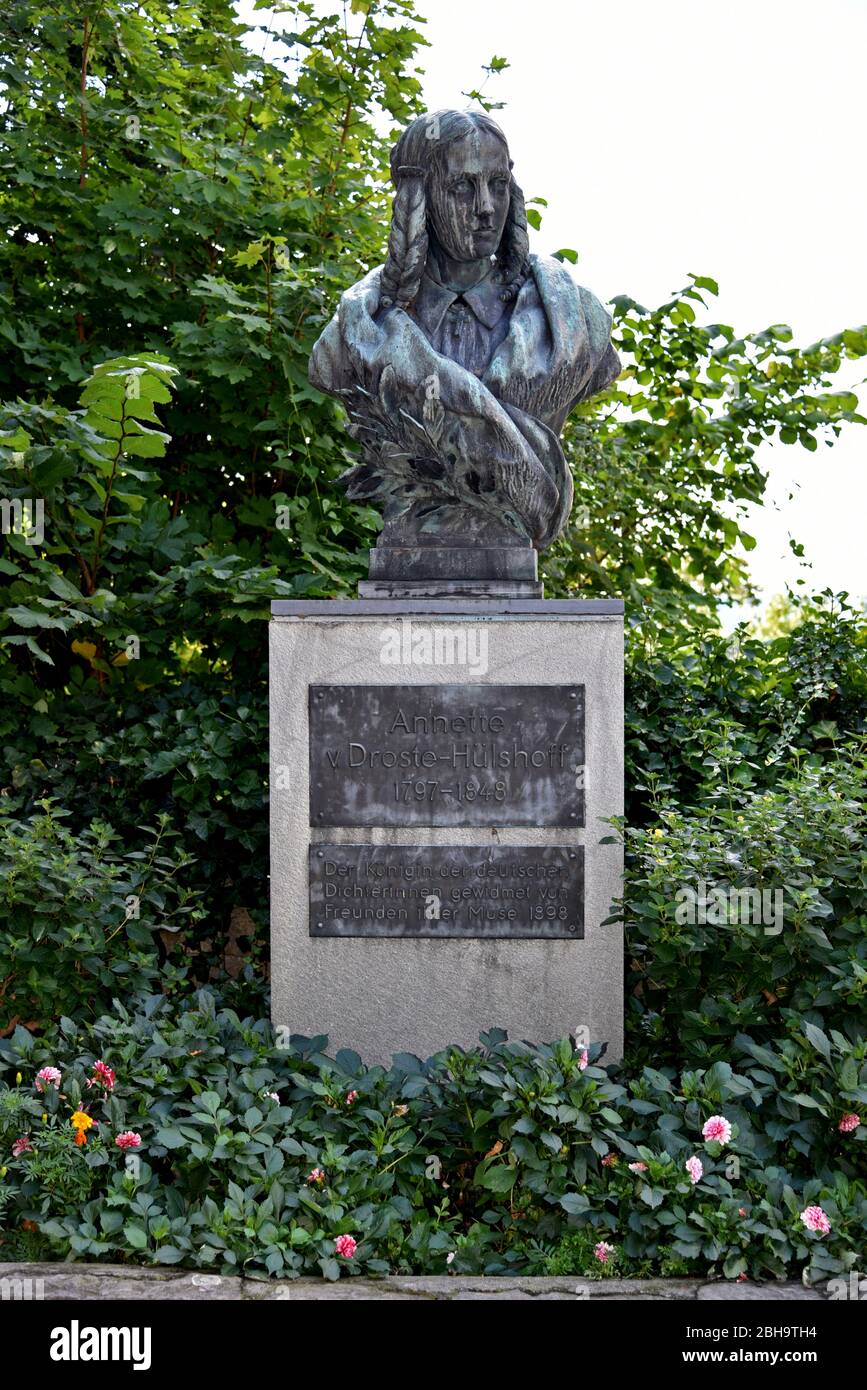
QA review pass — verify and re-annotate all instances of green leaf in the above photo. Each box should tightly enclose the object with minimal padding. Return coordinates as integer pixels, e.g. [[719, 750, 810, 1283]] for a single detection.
[[802, 1022, 832, 1062], [478, 1163, 516, 1193], [559, 1193, 590, 1215]]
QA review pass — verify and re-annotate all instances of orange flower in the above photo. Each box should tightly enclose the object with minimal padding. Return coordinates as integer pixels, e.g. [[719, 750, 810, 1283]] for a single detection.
[[74, 1129, 87, 1146]]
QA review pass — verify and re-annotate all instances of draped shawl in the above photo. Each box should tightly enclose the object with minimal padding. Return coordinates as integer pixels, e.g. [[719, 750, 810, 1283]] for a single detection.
[[309, 253, 620, 548]]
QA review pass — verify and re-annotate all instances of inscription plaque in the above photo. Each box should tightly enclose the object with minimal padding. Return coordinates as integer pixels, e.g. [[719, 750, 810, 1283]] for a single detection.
[[309, 684, 585, 827], [309, 844, 584, 938]]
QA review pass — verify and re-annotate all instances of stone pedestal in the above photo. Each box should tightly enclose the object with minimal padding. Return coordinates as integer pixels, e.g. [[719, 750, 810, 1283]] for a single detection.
[[270, 598, 624, 1066]]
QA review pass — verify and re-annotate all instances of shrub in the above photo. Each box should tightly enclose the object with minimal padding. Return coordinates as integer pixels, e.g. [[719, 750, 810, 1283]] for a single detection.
[[0, 988, 863, 1284], [617, 749, 867, 1067], [0, 801, 200, 1028]]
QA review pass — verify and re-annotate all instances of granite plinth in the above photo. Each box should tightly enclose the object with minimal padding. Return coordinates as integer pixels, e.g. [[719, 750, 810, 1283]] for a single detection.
[[269, 598, 624, 1065]]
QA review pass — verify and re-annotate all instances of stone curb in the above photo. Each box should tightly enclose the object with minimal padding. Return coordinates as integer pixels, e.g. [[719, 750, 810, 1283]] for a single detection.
[[0, 1263, 828, 1301]]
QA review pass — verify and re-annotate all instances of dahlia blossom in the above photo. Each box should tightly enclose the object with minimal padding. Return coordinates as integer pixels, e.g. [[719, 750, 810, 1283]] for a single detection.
[[115, 1131, 141, 1150], [35, 1066, 61, 1093], [838, 1113, 860, 1134], [800, 1205, 831, 1236], [628, 1161, 648, 1173], [335, 1235, 357, 1259], [91, 1060, 115, 1092], [594, 1241, 615, 1264], [685, 1155, 703, 1185], [702, 1115, 732, 1146], [12, 1136, 32, 1157]]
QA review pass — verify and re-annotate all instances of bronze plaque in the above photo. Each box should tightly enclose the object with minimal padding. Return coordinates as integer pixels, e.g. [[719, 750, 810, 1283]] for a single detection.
[[309, 844, 584, 938], [308, 684, 584, 826]]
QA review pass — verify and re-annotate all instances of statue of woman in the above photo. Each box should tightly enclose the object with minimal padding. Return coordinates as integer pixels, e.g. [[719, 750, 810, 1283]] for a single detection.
[[309, 109, 620, 560]]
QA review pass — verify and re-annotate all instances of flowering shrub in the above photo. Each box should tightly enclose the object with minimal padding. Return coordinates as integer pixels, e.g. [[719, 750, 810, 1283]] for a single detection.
[[618, 751, 867, 1070], [0, 988, 863, 1284]]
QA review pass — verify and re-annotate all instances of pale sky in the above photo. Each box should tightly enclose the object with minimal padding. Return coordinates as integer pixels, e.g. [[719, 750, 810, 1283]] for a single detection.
[[243, 0, 867, 617]]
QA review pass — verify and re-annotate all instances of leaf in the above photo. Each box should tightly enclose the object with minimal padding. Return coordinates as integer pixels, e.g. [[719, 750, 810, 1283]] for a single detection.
[[155, 1127, 186, 1149], [559, 1193, 590, 1215], [792, 1094, 827, 1112], [511, 1116, 536, 1134], [2, 634, 54, 664], [478, 1163, 516, 1193], [478, 1069, 505, 1089], [802, 1022, 832, 1062], [154, 1245, 185, 1263], [123, 1224, 148, 1250], [840, 1056, 858, 1091]]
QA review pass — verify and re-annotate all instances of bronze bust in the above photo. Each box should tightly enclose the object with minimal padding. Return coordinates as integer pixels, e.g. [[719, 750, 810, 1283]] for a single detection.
[[309, 109, 620, 594]]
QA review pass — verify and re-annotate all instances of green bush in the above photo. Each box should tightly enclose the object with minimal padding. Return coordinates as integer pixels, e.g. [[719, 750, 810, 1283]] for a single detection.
[[0, 801, 200, 1026], [0, 987, 863, 1284], [618, 749, 867, 1065]]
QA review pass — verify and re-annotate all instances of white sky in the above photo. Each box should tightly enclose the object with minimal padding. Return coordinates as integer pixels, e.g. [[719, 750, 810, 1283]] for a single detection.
[[243, 0, 867, 616]]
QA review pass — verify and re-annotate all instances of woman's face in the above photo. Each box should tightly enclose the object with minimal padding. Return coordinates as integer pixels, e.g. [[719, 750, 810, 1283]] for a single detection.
[[427, 128, 511, 262]]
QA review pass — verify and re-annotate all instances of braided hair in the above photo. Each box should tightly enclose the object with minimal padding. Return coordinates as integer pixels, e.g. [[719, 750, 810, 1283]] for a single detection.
[[378, 109, 531, 312]]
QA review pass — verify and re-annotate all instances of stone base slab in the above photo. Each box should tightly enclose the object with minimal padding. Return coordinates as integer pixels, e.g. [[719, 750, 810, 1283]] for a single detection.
[[0, 1263, 829, 1301]]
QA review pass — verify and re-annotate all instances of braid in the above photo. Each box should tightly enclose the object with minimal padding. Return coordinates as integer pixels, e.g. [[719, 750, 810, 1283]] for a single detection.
[[379, 167, 428, 310], [495, 175, 530, 302]]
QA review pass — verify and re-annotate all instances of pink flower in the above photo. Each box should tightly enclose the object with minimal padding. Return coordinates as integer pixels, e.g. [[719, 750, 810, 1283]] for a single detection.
[[628, 1161, 648, 1173], [838, 1113, 860, 1134], [92, 1060, 115, 1092], [702, 1115, 732, 1146], [335, 1235, 357, 1259], [738, 1207, 747, 1218], [346, 1090, 358, 1105], [577, 1050, 589, 1071], [12, 1136, 32, 1157], [594, 1241, 615, 1264], [737, 1272, 748, 1283], [115, 1131, 141, 1150], [307, 1167, 325, 1185], [35, 1066, 61, 1093], [800, 1205, 831, 1236], [265, 1092, 280, 1103], [601, 1152, 617, 1167], [686, 1155, 703, 1185]]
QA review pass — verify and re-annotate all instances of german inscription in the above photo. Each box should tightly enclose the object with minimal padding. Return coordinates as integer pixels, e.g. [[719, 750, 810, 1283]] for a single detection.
[[309, 844, 584, 939], [309, 684, 585, 827]]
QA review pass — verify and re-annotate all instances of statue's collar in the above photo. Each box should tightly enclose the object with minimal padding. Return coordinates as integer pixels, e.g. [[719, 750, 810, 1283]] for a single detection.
[[411, 261, 508, 334]]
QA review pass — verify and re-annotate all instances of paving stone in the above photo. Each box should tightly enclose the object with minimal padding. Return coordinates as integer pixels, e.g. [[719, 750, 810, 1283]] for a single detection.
[[697, 1281, 823, 1301], [0, 1263, 828, 1301], [0, 1262, 244, 1301]]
